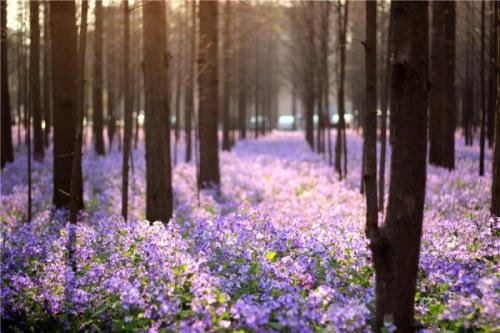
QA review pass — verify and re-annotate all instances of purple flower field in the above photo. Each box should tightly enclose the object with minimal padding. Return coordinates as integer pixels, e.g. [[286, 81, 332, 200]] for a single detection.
[[1, 131, 498, 332]]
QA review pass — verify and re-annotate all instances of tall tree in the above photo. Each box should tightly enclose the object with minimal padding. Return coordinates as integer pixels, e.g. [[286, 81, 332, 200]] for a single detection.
[[143, 0, 173, 222], [31, 0, 44, 161], [43, 0, 52, 148], [367, 2, 429, 331], [488, 1, 497, 148], [121, 0, 132, 220], [51, 1, 81, 209], [184, 0, 195, 163], [492, 1, 500, 217], [378, 2, 391, 211], [222, 1, 232, 151], [335, 0, 348, 180], [69, 0, 88, 223], [429, 1, 456, 170], [93, 0, 105, 155], [1, 0, 14, 168], [479, 1, 486, 176], [198, 1, 220, 190], [364, 0, 378, 240]]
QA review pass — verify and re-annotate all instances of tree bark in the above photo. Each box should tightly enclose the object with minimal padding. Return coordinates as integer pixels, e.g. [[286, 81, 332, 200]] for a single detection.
[[43, 0, 51, 148], [335, 0, 348, 180], [429, 1, 455, 170], [143, 0, 173, 222], [492, 1, 500, 217], [31, 1, 44, 161], [198, 1, 220, 190], [51, 1, 81, 209], [121, 0, 132, 220], [371, 2, 429, 331], [379, 4, 392, 211], [365, 0, 378, 241], [93, 0, 105, 155], [479, 1, 486, 176], [184, 0, 195, 163], [69, 0, 87, 223], [1, 0, 14, 168], [222, 1, 232, 151]]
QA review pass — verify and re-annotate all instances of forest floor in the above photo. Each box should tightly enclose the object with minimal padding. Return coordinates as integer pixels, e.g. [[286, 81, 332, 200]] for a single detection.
[[1, 131, 498, 332]]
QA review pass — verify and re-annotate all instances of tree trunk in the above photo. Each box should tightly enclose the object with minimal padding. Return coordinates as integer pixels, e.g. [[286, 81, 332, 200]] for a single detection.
[[371, 2, 429, 331], [429, 1, 455, 170], [184, 0, 195, 163], [222, 1, 231, 151], [51, 1, 80, 209], [93, 0, 105, 155], [335, 0, 348, 180], [491, 1, 500, 217], [479, 1, 486, 176], [143, 0, 173, 222], [198, 1, 220, 190], [31, 1, 44, 161], [121, 0, 132, 220], [1, 0, 14, 168], [43, 0, 52, 148], [488, 1, 497, 148], [379, 3, 392, 211], [69, 0, 87, 223], [365, 0, 378, 242]]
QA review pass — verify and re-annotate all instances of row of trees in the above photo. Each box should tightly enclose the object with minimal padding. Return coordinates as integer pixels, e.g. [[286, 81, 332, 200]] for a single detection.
[[1, 0, 499, 331], [1, 0, 282, 223]]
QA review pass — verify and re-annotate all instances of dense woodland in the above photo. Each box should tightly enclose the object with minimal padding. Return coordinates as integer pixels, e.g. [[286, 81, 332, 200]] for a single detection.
[[0, 0, 499, 332]]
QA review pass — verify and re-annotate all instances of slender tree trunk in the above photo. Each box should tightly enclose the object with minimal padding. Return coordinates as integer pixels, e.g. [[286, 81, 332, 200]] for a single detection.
[[370, 2, 429, 331], [106, 9, 116, 152], [379, 4, 391, 211], [69, 0, 87, 223], [43, 1, 51, 148], [1, 0, 14, 168], [198, 1, 220, 190], [479, 1, 486, 176], [173, 18, 184, 166], [121, 0, 132, 220], [51, 1, 80, 209], [429, 1, 455, 170], [364, 0, 378, 262], [222, 1, 231, 151], [184, 0, 195, 163], [143, 0, 173, 222], [488, 1, 497, 148], [31, 1, 44, 161], [93, 0, 105, 155], [335, 0, 348, 180], [492, 0, 500, 217]]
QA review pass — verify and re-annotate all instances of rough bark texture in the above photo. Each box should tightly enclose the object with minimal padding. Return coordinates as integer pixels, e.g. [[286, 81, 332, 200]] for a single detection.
[[93, 0, 105, 155], [31, 1, 44, 161], [198, 1, 220, 189], [143, 0, 173, 222], [1, 0, 14, 168], [365, 0, 378, 240], [371, 2, 429, 332], [122, 0, 132, 220], [69, 0, 87, 223], [51, 1, 81, 209]]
